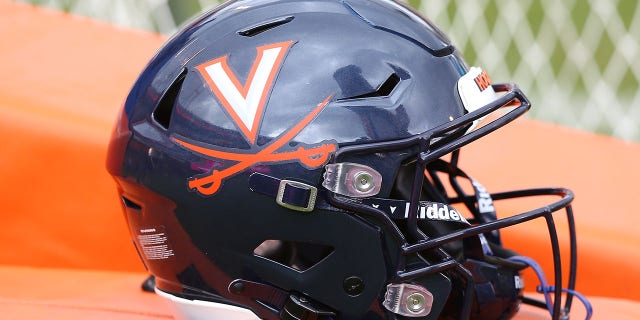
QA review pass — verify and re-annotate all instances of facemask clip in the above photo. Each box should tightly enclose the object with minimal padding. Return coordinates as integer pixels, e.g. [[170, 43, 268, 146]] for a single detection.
[[323, 162, 382, 198], [382, 283, 434, 317]]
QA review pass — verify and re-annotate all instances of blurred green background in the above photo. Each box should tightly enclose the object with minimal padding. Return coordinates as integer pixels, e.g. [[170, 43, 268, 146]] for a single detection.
[[16, 0, 640, 141]]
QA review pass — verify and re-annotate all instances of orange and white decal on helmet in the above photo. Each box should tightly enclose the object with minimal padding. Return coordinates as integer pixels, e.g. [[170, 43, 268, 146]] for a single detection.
[[457, 67, 501, 132]]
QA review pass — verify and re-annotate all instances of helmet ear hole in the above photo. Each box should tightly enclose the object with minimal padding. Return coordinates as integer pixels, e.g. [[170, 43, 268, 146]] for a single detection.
[[254, 240, 295, 267], [253, 240, 334, 272]]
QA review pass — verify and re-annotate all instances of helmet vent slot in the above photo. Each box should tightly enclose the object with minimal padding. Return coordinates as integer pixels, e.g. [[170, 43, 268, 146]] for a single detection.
[[122, 196, 142, 210], [153, 68, 187, 129], [253, 240, 334, 271], [238, 16, 295, 37], [339, 72, 400, 100]]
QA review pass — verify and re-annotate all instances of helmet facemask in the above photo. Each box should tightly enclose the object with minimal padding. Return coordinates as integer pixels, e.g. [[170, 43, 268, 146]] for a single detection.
[[325, 83, 579, 319]]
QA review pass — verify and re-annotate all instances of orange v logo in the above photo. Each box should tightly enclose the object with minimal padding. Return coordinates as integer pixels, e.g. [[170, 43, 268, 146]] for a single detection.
[[196, 41, 294, 144], [174, 41, 337, 196]]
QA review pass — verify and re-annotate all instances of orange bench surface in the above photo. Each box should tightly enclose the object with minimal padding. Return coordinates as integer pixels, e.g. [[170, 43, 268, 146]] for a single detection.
[[1, 1, 639, 319]]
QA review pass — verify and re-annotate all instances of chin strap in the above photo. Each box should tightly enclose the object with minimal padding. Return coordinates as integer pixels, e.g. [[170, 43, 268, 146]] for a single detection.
[[427, 157, 502, 245], [508, 256, 592, 320]]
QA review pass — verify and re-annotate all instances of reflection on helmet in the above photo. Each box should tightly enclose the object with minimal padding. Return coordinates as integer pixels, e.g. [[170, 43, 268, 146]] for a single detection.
[[107, 0, 590, 319]]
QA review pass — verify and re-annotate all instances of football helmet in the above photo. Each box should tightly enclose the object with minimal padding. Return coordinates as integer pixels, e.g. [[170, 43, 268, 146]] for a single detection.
[[107, 0, 588, 319]]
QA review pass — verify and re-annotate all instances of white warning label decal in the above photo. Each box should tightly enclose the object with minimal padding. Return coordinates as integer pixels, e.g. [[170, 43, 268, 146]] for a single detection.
[[137, 226, 175, 260]]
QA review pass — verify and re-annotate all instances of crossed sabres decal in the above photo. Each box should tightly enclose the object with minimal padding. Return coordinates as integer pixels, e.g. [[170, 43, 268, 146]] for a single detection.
[[171, 41, 337, 196]]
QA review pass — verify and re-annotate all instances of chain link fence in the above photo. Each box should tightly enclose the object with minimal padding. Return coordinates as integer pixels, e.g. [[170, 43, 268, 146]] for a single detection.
[[18, 0, 640, 141]]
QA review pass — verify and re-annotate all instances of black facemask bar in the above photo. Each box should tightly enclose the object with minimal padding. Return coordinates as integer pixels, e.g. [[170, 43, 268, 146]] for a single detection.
[[326, 83, 579, 319]]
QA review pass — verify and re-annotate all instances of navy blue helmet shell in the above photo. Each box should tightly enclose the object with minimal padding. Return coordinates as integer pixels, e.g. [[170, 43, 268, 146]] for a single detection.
[[107, 0, 582, 319]]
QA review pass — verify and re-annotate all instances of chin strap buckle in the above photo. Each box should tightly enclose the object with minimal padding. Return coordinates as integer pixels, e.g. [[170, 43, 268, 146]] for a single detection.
[[280, 294, 335, 320], [249, 173, 317, 212], [383, 283, 434, 318], [276, 179, 317, 212]]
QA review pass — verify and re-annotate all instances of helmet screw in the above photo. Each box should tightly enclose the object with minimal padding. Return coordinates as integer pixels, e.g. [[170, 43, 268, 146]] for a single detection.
[[229, 281, 244, 294], [343, 276, 365, 296], [406, 292, 426, 313], [353, 171, 374, 193]]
